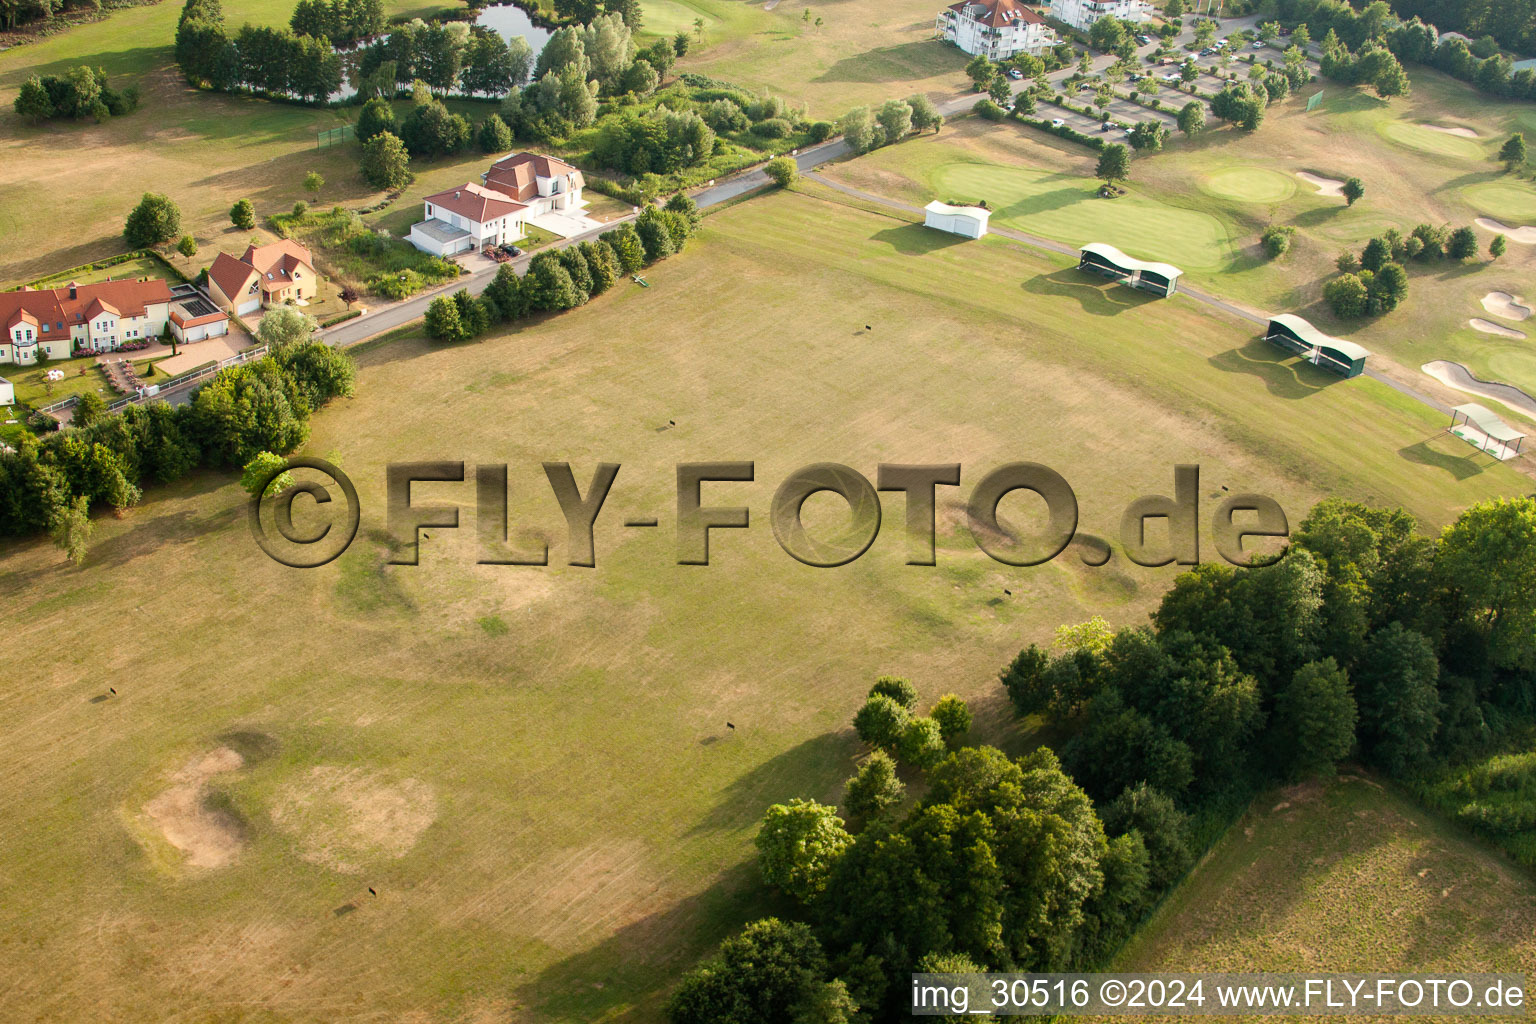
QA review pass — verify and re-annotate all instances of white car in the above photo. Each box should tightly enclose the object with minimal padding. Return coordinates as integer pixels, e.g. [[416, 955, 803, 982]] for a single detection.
[[1050, 117, 1066, 127], [1162, 72, 1181, 81], [1007, 68, 1023, 79]]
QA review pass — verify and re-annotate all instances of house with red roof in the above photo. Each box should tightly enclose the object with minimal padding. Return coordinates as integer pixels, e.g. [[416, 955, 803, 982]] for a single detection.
[[1, 278, 175, 366], [937, 0, 1056, 57], [407, 152, 588, 257], [207, 240, 319, 317]]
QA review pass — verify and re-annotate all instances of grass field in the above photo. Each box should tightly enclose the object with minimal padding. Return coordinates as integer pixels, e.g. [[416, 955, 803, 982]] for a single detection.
[[660, 0, 970, 117], [1110, 774, 1536, 1003], [821, 71, 1536, 398], [0, 188, 1528, 1023], [0, 0, 452, 286]]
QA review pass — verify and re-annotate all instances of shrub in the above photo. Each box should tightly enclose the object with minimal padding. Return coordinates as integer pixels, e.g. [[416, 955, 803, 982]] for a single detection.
[[764, 155, 797, 187], [1260, 223, 1295, 258], [752, 116, 793, 138], [807, 120, 834, 142]]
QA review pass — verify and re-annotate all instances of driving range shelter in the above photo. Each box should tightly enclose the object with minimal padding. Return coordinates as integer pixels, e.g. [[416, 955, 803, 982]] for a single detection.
[[1449, 403, 1526, 460], [1077, 243, 1183, 297], [1265, 314, 1369, 378]]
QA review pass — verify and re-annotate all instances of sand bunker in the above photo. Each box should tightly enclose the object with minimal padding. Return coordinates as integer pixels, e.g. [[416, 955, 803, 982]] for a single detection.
[[1482, 291, 1532, 321], [1476, 218, 1536, 244], [1422, 123, 1478, 138], [269, 766, 437, 874], [1469, 318, 1527, 339], [143, 747, 246, 869], [1296, 171, 1345, 197], [1423, 360, 1536, 419]]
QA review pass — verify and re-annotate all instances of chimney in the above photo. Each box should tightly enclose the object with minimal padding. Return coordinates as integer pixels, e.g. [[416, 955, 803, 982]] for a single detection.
[[455, 190, 461, 199], [68, 281, 77, 300]]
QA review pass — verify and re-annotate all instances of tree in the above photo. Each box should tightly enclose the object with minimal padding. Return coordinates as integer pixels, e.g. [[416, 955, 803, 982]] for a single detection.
[[1437, 497, 1536, 672], [1177, 100, 1205, 136], [357, 96, 396, 142], [756, 798, 853, 903], [360, 131, 412, 189], [124, 192, 182, 248], [49, 495, 92, 565], [1336, 249, 1361, 273], [1010, 90, 1036, 118], [424, 294, 467, 341], [1260, 224, 1294, 258], [302, 170, 324, 200], [853, 694, 910, 751], [843, 751, 904, 819], [14, 75, 55, 121], [1095, 143, 1130, 187], [477, 111, 513, 153], [907, 92, 940, 132], [240, 450, 295, 497], [603, 226, 645, 274], [1499, 132, 1527, 170], [1099, 782, 1191, 893], [1128, 120, 1168, 151], [176, 234, 198, 261], [1447, 225, 1479, 260], [1274, 659, 1356, 778], [1370, 261, 1409, 312], [838, 105, 876, 155], [524, 252, 579, 310], [764, 155, 797, 187], [1341, 177, 1365, 206], [1490, 234, 1507, 259], [896, 716, 946, 768], [673, 30, 689, 56], [869, 676, 918, 708], [667, 919, 829, 1024], [1324, 273, 1370, 317], [986, 73, 1011, 107], [965, 53, 995, 90], [229, 198, 255, 230], [256, 304, 317, 349], [1354, 623, 1441, 775], [877, 98, 913, 142], [930, 694, 972, 742], [74, 391, 107, 428]]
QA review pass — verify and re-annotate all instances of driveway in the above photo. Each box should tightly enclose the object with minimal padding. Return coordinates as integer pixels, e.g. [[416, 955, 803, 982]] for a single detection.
[[530, 209, 606, 238]]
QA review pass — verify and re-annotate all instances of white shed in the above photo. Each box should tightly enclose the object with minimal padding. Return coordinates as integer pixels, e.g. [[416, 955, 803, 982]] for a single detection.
[[0, 376, 13, 407], [923, 200, 991, 239]]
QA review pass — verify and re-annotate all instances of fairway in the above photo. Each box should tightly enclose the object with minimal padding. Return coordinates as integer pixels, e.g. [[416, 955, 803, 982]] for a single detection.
[[1461, 180, 1536, 223], [0, 189, 1526, 1023], [1375, 119, 1486, 162], [1199, 166, 1297, 204], [1109, 775, 1536, 1000], [640, 0, 716, 38], [931, 162, 1231, 270]]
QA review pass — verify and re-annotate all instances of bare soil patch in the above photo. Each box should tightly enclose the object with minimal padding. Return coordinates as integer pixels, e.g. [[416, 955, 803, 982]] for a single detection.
[[142, 747, 246, 869], [268, 765, 437, 874]]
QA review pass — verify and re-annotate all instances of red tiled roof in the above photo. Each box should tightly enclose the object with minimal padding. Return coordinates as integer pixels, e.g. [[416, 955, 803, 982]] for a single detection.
[[170, 307, 229, 328], [0, 279, 174, 338], [482, 152, 585, 201], [242, 240, 315, 294], [424, 182, 527, 225], [947, 0, 1044, 26], [208, 252, 258, 306]]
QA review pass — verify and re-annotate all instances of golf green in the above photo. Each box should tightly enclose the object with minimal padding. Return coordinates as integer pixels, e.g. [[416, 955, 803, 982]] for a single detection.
[[932, 161, 1231, 271], [1375, 121, 1484, 162], [1461, 180, 1536, 223], [1200, 166, 1297, 203]]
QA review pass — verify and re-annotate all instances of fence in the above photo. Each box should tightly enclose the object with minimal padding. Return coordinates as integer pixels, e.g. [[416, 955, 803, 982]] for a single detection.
[[316, 124, 355, 149], [35, 345, 271, 419]]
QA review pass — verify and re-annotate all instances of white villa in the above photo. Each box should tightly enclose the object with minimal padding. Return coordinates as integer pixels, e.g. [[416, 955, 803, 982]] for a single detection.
[[938, 0, 1056, 58], [1049, 0, 1152, 32], [1, 278, 174, 366], [408, 152, 589, 257]]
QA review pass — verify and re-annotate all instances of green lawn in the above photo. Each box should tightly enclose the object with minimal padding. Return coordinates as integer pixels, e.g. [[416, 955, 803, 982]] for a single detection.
[[1461, 179, 1536, 223], [7, 356, 113, 408], [0, 188, 1527, 1024], [1110, 775, 1536, 996], [1199, 165, 1298, 204], [1375, 119, 1489, 162]]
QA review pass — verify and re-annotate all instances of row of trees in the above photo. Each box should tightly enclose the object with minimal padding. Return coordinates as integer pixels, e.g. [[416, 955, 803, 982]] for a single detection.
[[13, 65, 139, 123], [176, 0, 345, 102], [355, 18, 537, 97], [1276, 0, 1536, 102], [837, 95, 943, 156], [0, 341, 355, 557], [289, 0, 384, 47], [424, 200, 696, 342]]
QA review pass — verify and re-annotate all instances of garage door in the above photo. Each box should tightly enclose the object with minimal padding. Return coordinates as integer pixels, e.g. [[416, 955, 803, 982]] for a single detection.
[[237, 298, 262, 316]]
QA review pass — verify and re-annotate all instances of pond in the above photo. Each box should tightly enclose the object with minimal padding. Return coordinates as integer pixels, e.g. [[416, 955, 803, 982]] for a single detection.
[[474, 2, 554, 57]]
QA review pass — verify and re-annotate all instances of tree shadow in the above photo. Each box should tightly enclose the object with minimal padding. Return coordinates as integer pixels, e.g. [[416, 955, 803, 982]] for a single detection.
[[870, 223, 968, 255], [1290, 204, 1347, 228], [687, 730, 858, 836], [813, 41, 962, 84], [1207, 340, 1333, 399], [1398, 438, 1486, 480], [1021, 269, 1160, 317], [512, 859, 780, 1024]]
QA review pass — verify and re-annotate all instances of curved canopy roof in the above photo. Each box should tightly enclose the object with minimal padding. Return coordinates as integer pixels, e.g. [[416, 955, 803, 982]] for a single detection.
[[1453, 403, 1527, 444], [925, 200, 990, 220], [1079, 242, 1182, 281], [1268, 313, 1369, 360]]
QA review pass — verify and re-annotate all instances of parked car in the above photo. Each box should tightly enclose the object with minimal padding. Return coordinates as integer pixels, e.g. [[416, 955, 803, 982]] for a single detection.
[[1050, 117, 1066, 127], [1135, 33, 1152, 44], [1007, 68, 1023, 79], [1162, 72, 1182, 81], [1128, 72, 1142, 81], [1251, 39, 1265, 49]]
